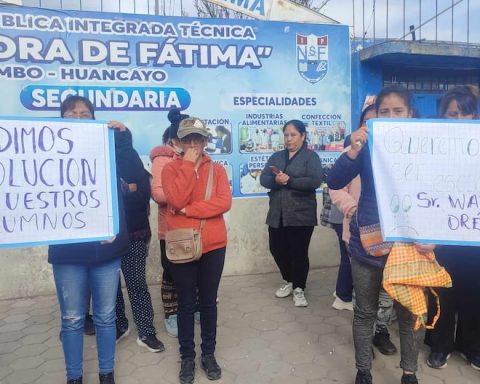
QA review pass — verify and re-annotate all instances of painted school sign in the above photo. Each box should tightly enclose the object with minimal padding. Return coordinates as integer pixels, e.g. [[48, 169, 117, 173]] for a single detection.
[[0, 5, 350, 197]]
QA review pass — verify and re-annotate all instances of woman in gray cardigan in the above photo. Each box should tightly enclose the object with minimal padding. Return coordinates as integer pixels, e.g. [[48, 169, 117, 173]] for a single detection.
[[260, 120, 323, 307]]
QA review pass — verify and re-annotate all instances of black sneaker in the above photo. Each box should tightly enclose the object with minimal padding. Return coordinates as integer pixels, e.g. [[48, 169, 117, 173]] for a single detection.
[[84, 314, 95, 336], [373, 332, 397, 355], [116, 327, 130, 343], [355, 370, 372, 384], [201, 355, 222, 380], [179, 358, 195, 384], [136, 334, 165, 353], [469, 355, 480, 371], [427, 351, 450, 369], [460, 353, 480, 371], [67, 377, 82, 384], [401, 373, 418, 384], [98, 372, 115, 384]]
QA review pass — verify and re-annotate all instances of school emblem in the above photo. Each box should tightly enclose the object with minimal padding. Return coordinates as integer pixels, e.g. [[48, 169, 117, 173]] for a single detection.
[[296, 34, 329, 84]]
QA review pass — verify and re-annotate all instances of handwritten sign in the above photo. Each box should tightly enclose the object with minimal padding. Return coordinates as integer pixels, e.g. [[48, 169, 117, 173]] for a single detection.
[[0, 117, 118, 248], [369, 119, 480, 246]]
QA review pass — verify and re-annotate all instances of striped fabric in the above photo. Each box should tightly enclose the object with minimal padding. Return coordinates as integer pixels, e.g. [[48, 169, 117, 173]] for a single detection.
[[383, 243, 452, 330], [359, 223, 393, 256]]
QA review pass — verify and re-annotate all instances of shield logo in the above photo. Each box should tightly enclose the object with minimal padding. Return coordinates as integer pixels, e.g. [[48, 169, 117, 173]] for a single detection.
[[296, 34, 329, 84]]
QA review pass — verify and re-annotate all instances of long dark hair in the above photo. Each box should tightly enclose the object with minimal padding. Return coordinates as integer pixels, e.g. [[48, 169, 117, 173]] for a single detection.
[[439, 85, 479, 118], [375, 85, 413, 115]]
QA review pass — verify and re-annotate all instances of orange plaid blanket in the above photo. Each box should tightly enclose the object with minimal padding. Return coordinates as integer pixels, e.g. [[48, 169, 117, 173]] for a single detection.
[[383, 243, 452, 330]]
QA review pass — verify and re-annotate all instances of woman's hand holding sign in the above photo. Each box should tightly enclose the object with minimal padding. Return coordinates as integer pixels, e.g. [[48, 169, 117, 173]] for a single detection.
[[413, 242, 436, 255], [348, 126, 368, 160], [107, 120, 127, 131]]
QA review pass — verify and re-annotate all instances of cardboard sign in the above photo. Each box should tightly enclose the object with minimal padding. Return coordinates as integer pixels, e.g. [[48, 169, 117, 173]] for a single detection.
[[0, 117, 118, 248], [369, 118, 480, 246]]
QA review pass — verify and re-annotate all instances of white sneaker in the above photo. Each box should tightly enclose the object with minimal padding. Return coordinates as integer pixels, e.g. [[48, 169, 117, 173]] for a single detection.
[[275, 282, 293, 298], [293, 288, 308, 307], [332, 297, 353, 311]]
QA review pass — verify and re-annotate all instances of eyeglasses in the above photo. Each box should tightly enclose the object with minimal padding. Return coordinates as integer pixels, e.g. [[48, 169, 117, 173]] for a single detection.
[[63, 112, 93, 119]]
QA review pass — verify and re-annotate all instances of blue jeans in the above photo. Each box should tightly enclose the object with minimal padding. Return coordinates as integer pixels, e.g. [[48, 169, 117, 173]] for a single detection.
[[351, 256, 424, 373], [376, 287, 394, 333], [53, 258, 121, 380]]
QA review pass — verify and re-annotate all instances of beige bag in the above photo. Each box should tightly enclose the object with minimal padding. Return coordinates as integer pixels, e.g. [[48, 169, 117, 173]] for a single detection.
[[165, 162, 214, 264], [165, 228, 203, 263]]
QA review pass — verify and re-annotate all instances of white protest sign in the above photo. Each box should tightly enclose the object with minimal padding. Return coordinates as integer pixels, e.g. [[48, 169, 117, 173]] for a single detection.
[[369, 119, 480, 246], [0, 117, 118, 248]]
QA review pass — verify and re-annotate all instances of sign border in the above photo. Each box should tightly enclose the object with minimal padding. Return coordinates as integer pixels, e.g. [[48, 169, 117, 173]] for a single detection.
[[0, 116, 119, 248]]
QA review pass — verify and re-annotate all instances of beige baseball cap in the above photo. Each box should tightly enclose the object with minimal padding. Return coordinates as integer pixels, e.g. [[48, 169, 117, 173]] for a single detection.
[[177, 117, 208, 139]]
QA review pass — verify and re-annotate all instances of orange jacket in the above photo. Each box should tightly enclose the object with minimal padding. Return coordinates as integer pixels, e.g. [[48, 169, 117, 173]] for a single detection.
[[162, 154, 232, 254]]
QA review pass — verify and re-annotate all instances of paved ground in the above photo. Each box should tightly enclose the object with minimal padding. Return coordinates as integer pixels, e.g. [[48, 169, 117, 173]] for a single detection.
[[0, 268, 479, 384]]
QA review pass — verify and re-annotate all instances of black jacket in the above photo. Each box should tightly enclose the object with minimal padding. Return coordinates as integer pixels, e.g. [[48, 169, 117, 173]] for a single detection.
[[117, 130, 152, 242], [48, 130, 136, 265], [260, 144, 323, 228]]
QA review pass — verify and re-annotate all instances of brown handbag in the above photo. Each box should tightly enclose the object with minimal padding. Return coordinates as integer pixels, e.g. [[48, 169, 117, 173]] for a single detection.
[[165, 161, 214, 264]]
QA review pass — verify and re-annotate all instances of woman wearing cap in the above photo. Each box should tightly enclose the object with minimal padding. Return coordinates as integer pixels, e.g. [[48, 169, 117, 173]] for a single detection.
[[162, 117, 232, 384], [151, 109, 190, 338]]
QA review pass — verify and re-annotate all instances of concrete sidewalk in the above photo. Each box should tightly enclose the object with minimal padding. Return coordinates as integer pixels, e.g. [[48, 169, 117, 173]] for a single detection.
[[0, 268, 479, 384]]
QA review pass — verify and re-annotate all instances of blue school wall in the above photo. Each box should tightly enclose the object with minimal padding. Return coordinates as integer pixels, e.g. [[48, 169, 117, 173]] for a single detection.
[[351, 40, 382, 130], [351, 39, 480, 126]]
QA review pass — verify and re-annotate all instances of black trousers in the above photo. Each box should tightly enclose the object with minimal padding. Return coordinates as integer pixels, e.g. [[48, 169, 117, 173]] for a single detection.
[[268, 225, 314, 290], [332, 223, 353, 302], [425, 246, 480, 358], [169, 247, 225, 360]]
